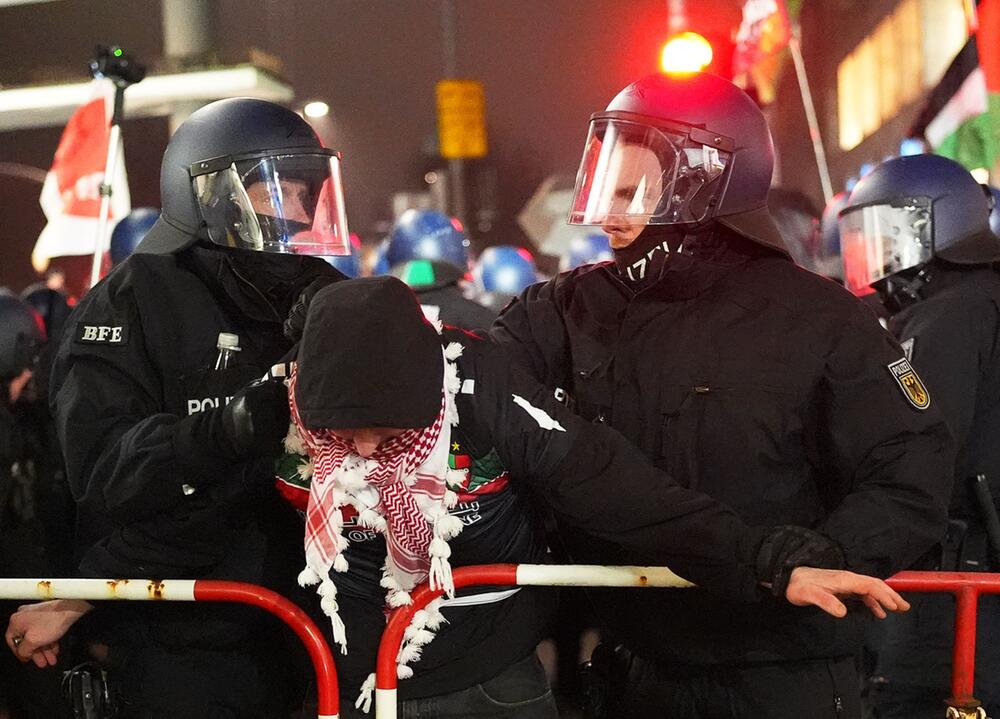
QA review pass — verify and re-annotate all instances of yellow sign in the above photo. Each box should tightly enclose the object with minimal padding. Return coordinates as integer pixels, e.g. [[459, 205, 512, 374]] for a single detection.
[[436, 79, 488, 159]]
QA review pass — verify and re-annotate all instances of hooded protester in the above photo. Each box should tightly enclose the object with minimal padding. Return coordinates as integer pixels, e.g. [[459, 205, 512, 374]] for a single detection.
[[491, 72, 954, 718], [39, 98, 347, 719], [274, 276, 911, 718]]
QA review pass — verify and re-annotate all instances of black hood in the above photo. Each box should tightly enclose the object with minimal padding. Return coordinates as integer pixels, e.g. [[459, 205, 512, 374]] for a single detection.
[[295, 277, 443, 430]]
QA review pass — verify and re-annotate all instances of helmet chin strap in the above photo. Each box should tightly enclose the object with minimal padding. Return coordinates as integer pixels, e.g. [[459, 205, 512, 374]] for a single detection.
[[875, 264, 935, 314]]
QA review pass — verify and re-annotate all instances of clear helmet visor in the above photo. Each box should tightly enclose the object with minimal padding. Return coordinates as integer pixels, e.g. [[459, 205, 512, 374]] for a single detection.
[[838, 198, 933, 294], [568, 117, 730, 227], [192, 152, 351, 255]]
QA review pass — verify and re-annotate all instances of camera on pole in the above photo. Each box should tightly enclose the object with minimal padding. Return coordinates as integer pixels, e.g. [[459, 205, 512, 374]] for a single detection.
[[87, 46, 145, 289]]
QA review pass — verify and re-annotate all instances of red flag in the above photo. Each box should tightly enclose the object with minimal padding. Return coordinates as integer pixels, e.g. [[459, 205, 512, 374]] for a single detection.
[[32, 80, 130, 273], [733, 0, 793, 102]]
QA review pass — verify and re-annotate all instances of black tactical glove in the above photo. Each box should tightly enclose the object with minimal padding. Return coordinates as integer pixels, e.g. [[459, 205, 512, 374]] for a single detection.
[[174, 379, 290, 476], [220, 379, 291, 459], [752, 525, 846, 598], [284, 277, 341, 343]]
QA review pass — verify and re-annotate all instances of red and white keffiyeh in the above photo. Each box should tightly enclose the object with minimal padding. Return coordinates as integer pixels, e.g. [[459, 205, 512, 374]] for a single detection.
[[285, 338, 466, 706]]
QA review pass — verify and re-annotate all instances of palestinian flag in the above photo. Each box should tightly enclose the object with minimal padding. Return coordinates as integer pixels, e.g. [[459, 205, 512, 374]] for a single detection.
[[910, 0, 1000, 172]]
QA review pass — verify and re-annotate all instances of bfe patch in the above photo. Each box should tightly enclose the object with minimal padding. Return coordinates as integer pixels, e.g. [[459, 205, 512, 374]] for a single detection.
[[887, 357, 930, 410], [75, 322, 128, 345]]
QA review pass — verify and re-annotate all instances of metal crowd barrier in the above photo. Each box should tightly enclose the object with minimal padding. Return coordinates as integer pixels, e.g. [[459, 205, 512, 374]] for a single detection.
[[0, 578, 340, 719], [374, 563, 693, 717], [886, 571, 1000, 719], [3, 568, 1000, 719], [374, 566, 1000, 719]]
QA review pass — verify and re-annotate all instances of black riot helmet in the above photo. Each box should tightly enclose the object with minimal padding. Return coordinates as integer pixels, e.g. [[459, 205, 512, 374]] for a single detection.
[[567, 72, 787, 254], [0, 293, 46, 381], [839, 154, 1000, 295], [141, 98, 350, 257], [20, 286, 72, 340]]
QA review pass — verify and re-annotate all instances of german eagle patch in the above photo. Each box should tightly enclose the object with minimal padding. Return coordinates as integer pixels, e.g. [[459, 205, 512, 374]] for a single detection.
[[887, 357, 930, 410]]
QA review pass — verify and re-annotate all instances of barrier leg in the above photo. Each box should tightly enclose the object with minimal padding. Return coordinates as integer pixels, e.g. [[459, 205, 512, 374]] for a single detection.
[[947, 585, 981, 717]]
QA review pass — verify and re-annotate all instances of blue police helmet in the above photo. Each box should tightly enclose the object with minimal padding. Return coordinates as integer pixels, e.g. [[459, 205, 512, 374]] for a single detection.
[[387, 209, 469, 271], [819, 191, 850, 261], [323, 252, 360, 278], [110, 207, 160, 266], [370, 239, 391, 276], [987, 185, 1000, 239], [560, 233, 613, 271], [474, 246, 538, 295], [845, 154, 1000, 266]]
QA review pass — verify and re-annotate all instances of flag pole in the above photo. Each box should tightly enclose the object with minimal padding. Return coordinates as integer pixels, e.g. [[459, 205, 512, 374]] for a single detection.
[[88, 47, 145, 290], [90, 89, 124, 289], [788, 24, 834, 203]]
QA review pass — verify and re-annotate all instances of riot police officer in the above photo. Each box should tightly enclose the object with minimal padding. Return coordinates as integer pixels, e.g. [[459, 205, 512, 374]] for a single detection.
[[473, 245, 540, 315], [387, 208, 496, 329], [109, 207, 159, 267], [47, 98, 347, 718], [491, 72, 954, 718], [816, 191, 850, 282], [0, 294, 48, 577], [559, 232, 613, 272], [840, 154, 1000, 718], [0, 293, 71, 718]]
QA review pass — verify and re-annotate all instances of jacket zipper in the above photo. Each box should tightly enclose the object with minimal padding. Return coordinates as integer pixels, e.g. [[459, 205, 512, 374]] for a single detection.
[[227, 263, 283, 322]]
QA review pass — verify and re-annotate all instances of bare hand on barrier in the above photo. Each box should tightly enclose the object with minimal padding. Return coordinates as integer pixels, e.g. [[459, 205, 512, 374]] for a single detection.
[[5, 599, 94, 668], [785, 567, 910, 619]]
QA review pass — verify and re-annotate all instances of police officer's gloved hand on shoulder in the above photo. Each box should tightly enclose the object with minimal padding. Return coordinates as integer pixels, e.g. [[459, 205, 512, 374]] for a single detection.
[[284, 277, 342, 343], [751, 525, 846, 597], [175, 379, 290, 474]]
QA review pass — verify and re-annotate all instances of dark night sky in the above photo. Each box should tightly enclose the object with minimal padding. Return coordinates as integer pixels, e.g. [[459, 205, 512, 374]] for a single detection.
[[0, 0, 742, 291]]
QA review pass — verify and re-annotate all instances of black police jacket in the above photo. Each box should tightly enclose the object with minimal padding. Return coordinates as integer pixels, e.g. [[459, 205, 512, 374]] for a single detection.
[[491, 254, 954, 664], [49, 242, 339, 648], [889, 266, 1000, 542]]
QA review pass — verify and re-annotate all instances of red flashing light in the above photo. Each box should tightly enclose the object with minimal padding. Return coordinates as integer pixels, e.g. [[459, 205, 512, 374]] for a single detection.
[[660, 31, 714, 75]]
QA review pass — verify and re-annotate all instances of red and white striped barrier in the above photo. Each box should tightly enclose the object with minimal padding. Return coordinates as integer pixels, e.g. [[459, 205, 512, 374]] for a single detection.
[[7, 568, 996, 718], [373, 563, 693, 718], [373, 566, 1000, 719], [886, 571, 1000, 719], [0, 578, 340, 719]]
